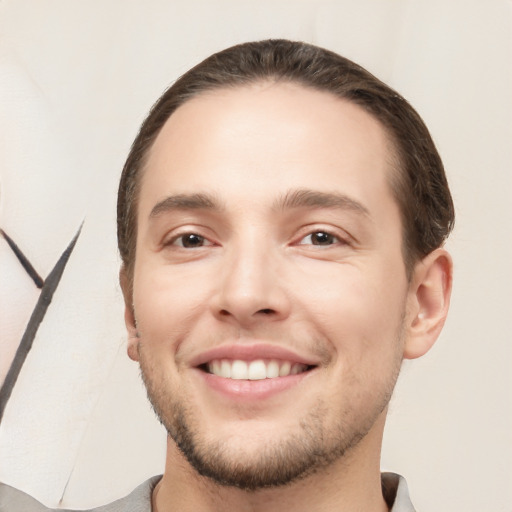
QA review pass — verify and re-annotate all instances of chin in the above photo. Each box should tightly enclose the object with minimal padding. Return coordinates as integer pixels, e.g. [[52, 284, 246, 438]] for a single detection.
[[137, 331, 403, 491], [144, 376, 380, 492], [168, 401, 343, 490]]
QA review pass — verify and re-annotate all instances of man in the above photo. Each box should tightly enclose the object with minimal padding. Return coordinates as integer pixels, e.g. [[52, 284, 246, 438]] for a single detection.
[[0, 39, 453, 511]]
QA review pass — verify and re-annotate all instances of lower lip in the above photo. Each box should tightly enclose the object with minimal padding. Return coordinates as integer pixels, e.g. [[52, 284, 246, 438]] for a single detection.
[[196, 368, 313, 401]]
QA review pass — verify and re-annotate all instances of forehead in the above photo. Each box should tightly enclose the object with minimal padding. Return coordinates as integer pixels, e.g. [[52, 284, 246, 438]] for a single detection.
[[140, 82, 398, 219]]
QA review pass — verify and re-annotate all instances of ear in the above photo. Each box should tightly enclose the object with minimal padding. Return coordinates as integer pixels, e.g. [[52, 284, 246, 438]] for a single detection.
[[404, 248, 453, 360], [119, 266, 140, 362]]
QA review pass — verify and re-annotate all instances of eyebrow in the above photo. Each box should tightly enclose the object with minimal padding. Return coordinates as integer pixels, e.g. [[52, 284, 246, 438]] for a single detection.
[[149, 193, 223, 218], [274, 189, 370, 216], [149, 188, 370, 219]]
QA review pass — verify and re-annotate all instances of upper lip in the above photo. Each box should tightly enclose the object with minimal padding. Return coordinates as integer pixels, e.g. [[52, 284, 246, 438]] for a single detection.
[[189, 343, 321, 368]]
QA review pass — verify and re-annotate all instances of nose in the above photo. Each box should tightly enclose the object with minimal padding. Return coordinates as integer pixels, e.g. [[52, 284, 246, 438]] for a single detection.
[[211, 244, 291, 327]]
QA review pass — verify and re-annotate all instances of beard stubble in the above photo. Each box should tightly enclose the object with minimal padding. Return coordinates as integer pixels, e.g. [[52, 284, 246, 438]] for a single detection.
[[137, 333, 403, 492]]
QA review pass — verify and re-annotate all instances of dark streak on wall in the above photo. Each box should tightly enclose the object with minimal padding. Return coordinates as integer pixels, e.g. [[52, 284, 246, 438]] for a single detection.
[[0, 224, 83, 423]]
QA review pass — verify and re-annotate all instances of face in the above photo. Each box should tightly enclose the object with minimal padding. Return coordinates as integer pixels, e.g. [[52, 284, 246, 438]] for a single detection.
[[128, 82, 413, 489]]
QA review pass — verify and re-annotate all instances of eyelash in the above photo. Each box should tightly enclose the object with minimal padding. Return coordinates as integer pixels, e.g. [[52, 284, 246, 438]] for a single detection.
[[165, 228, 348, 250], [296, 230, 348, 247], [166, 232, 214, 248]]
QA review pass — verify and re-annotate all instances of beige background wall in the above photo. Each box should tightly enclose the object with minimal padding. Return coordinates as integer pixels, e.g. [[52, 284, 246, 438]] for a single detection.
[[0, 1, 511, 510]]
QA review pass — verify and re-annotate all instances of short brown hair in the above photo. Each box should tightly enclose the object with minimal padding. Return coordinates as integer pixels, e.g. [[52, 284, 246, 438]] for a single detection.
[[118, 39, 454, 281]]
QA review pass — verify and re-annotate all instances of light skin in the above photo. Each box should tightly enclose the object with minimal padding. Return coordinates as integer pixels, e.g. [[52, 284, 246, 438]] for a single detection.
[[120, 82, 452, 512]]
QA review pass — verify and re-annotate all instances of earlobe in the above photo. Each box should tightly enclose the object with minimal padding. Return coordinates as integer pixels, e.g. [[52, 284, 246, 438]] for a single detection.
[[404, 248, 453, 360], [119, 266, 140, 362]]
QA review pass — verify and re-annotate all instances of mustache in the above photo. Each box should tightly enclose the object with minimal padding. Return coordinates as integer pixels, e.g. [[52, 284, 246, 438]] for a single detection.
[[135, 325, 333, 368]]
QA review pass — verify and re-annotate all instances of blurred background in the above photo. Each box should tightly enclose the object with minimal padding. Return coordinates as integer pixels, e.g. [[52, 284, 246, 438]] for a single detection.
[[0, 1, 510, 510]]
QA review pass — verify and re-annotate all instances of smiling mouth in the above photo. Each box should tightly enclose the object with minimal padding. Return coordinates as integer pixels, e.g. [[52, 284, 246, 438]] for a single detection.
[[201, 359, 315, 381]]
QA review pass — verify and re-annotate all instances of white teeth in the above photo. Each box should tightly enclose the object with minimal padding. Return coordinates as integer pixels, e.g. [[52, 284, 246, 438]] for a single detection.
[[231, 360, 248, 380], [207, 359, 309, 380], [220, 360, 231, 378], [290, 364, 301, 375], [266, 360, 280, 378], [248, 360, 267, 380], [279, 361, 291, 377], [212, 360, 221, 376]]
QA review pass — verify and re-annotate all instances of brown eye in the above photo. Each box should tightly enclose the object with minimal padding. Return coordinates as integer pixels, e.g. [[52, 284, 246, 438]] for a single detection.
[[311, 232, 335, 245], [175, 234, 207, 248], [300, 231, 338, 246]]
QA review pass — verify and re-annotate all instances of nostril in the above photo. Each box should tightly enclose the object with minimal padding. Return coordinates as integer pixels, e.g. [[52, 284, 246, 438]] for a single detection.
[[216, 307, 277, 319]]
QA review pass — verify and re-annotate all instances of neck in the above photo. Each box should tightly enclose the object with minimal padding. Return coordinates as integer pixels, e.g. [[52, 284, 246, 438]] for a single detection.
[[153, 414, 389, 512]]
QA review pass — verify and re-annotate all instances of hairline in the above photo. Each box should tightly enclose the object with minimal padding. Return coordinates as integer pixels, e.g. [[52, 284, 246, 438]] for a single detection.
[[124, 79, 414, 285]]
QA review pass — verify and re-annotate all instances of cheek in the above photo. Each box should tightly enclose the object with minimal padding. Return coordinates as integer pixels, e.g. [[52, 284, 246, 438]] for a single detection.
[[293, 261, 406, 354], [132, 263, 212, 345]]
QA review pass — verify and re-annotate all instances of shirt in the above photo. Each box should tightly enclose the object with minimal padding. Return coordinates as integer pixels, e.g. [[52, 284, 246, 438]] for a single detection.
[[0, 473, 415, 511]]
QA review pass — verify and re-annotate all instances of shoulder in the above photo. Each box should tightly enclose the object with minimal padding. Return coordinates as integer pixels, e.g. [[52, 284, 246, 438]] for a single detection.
[[0, 481, 51, 512], [0, 476, 162, 512], [381, 472, 417, 512]]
